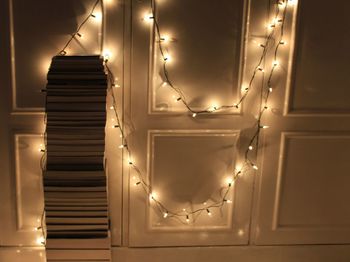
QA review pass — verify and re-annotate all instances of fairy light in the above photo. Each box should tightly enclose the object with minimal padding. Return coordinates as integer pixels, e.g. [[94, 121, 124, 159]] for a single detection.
[[143, 13, 154, 22], [36, 236, 45, 245], [43, 0, 293, 226], [160, 35, 171, 43], [103, 50, 112, 61], [206, 209, 212, 217]]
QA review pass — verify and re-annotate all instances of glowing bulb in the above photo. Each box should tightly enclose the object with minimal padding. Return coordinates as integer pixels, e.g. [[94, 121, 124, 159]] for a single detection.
[[163, 54, 171, 62], [112, 83, 120, 88], [110, 106, 114, 110], [206, 209, 212, 216], [248, 145, 253, 150], [280, 40, 286, 45], [186, 215, 190, 223], [149, 192, 158, 201], [261, 125, 269, 129], [224, 199, 232, 204], [192, 113, 197, 118], [134, 181, 141, 186], [128, 158, 133, 165], [36, 236, 45, 245], [92, 12, 102, 22], [118, 144, 126, 149], [160, 35, 171, 43], [103, 50, 112, 61], [163, 211, 168, 218], [252, 164, 258, 170], [226, 177, 234, 187], [203, 202, 207, 206], [143, 13, 154, 22], [272, 60, 279, 67], [241, 85, 249, 92], [269, 87, 273, 93], [112, 125, 119, 128], [161, 82, 168, 87], [258, 43, 265, 48]]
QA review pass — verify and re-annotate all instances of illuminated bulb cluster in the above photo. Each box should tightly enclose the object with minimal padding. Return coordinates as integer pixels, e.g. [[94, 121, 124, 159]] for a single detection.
[[44, 0, 293, 226]]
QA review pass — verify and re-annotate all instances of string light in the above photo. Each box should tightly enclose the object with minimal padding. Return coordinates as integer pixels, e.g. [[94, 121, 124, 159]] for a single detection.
[[206, 209, 212, 216], [41, 0, 293, 227]]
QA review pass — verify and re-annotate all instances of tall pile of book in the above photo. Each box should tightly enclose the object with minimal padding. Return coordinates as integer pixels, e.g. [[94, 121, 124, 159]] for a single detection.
[[44, 56, 110, 261]]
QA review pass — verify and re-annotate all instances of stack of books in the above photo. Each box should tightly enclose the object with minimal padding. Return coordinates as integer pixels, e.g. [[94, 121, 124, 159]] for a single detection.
[[44, 56, 110, 260]]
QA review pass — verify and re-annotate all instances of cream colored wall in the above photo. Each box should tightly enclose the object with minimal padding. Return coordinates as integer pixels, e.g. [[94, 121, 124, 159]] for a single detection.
[[1, 0, 350, 261]]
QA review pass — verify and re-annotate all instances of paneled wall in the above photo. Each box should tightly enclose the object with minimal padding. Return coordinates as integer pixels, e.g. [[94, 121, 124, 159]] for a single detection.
[[1, 0, 350, 261]]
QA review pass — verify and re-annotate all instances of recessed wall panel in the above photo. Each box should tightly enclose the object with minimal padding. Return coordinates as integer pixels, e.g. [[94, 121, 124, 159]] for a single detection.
[[276, 133, 350, 228], [10, 0, 102, 110], [14, 134, 44, 231], [148, 130, 238, 229], [150, 0, 245, 113], [289, 0, 350, 113]]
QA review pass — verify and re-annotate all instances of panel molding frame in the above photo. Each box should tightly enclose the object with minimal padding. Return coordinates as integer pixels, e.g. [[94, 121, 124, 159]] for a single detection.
[[13, 133, 44, 233], [147, 129, 240, 231], [146, 0, 250, 115], [283, 1, 350, 117]]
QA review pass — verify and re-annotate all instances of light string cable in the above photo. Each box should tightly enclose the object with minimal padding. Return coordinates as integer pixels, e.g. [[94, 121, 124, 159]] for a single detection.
[[39, 0, 290, 226], [148, 0, 280, 115], [106, 0, 289, 223]]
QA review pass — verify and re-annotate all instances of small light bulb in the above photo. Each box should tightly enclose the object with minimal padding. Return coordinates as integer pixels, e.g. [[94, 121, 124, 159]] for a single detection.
[[258, 43, 265, 48], [203, 202, 207, 206], [224, 199, 232, 204], [206, 209, 212, 216], [36, 236, 45, 245], [143, 13, 154, 22], [192, 113, 197, 118], [112, 125, 119, 128], [149, 192, 157, 201], [134, 181, 141, 186], [163, 211, 168, 218], [186, 215, 190, 223], [252, 164, 258, 170], [269, 87, 273, 93], [261, 125, 269, 129], [226, 177, 234, 187], [257, 66, 264, 72], [273, 60, 279, 67], [280, 40, 286, 45], [118, 144, 126, 149], [110, 106, 114, 110], [163, 54, 171, 62], [92, 12, 102, 22], [160, 35, 171, 43], [248, 145, 253, 150]]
